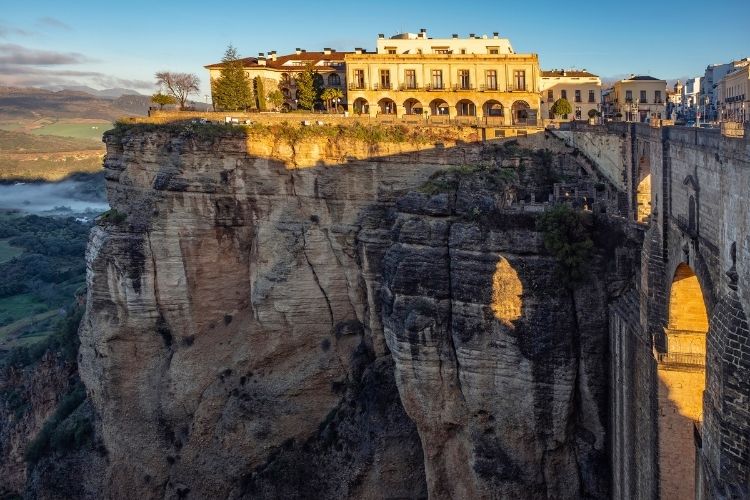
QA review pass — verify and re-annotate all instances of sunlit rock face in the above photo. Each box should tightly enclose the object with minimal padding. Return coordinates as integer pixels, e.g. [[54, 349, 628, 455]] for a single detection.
[[77, 127, 613, 499], [367, 173, 611, 499]]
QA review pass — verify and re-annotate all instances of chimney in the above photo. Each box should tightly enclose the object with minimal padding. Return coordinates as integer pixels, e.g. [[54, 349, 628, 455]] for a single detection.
[[269, 50, 277, 61], [295, 48, 302, 55], [323, 47, 331, 55], [469, 33, 476, 38], [378, 33, 385, 39], [493, 32, 499, 38], [452, 33, 458, 38], [354, 47, 363, 55], [257, 53, 266, 66], [301, 49, 306, 53]]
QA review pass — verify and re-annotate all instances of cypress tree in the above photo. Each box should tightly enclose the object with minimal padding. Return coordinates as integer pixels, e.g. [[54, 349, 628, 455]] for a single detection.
[[254, 76, 266, 111], [295, 65, 317, 110], [211, 45, 254, 111]]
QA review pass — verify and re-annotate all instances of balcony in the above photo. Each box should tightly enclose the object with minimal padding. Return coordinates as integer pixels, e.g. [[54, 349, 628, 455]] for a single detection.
[[425, 83, 445, 91], [507, 84, 527, 92], [656, 351, 706, 368], [373, 83, 392, 91], [348, 83, 366, 91], [453, 83, 474, 91], [399, 83, 419, 91], [479, 84, 499, 91]]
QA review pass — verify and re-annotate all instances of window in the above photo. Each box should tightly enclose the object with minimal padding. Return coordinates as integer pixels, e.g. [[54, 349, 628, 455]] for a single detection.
[[561, 89, 567, 99], [432, 47, 450, 54], [589, 90, 595, 103], [431, 69, 443, 89], [626, 90, 633, 102], [353, 70, 365, 89], [327, 73, 340, 86], [486, 70, 497, 90], [380, 69, 391, 89], [513, 70, 526, 91], [404, 69, 416, 89], [655, 90, 662, 103], [640, 90, 647, 102], [458, 70, 470, 89], [575, 90, 581, 102], [575, 107, 581, 119], [487, 46, 499, 54], [460, 49, 467, 55], [547, 89, 553, 101]]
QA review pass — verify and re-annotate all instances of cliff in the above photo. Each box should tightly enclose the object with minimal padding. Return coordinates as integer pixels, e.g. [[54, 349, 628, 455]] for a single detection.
[[41, 123, 622, 498]]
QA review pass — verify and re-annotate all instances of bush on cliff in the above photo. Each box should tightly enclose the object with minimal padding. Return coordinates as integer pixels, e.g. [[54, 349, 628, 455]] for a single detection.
[[24, 381, 92, 465], [537, 204, 593, 285]]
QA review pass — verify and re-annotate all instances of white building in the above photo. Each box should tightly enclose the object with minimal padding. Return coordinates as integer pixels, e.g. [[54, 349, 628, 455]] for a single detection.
[[701, 58, 750, 121]]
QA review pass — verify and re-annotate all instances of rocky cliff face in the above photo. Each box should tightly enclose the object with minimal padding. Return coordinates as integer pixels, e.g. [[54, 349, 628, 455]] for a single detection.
[[71, 124, 618, 499]]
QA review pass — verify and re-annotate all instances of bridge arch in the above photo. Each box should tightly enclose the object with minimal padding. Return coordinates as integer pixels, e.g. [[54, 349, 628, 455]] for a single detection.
[[658, 262, 709, 500], [636, 152, 652, 222]]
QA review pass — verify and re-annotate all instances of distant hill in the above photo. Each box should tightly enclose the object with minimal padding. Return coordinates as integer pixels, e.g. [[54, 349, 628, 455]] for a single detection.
[[45, 85, 146, 99], [0, 87, 150, 121]]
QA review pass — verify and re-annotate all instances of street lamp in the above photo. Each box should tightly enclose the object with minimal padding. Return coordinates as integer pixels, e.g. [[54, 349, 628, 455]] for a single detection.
[[333, 97, 341, 113]]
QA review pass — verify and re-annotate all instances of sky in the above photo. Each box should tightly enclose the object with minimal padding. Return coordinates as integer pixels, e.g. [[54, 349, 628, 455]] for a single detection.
[[1, 0, 749, 98]]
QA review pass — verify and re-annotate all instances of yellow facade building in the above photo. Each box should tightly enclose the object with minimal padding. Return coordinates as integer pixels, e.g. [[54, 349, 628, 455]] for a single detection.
[[603, 75, 668, 122], [540, 70, 601, 122], [205, 49, 349, 111], [717, 62, 749, 123], [344, 30, 541, 125]]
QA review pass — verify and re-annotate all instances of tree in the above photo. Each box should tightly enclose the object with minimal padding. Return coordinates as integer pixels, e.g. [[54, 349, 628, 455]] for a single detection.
[[267, 89, 284, 111], [537, 205, 593, 285], [210, 45, 253, 111], [151, 92, 177, 109], [295, 64, 323, 110], [587, 108, 599, 119], [320, 87, 344, 113], [155, 71, 200, 110], [254, 76, 266, 111], [550, 98, 573, 118]]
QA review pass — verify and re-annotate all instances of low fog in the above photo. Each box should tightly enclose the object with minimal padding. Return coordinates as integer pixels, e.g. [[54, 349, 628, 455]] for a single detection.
[[0, 180, 109, 216]]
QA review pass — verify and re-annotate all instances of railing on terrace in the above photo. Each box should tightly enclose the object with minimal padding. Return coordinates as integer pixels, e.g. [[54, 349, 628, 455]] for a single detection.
[[348, 83, 366, 90], [656, 351, 706, 367]]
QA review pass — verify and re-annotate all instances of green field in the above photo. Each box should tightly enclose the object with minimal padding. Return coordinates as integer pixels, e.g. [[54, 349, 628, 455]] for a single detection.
[[0, 238, 22, 263], [30, 121, 113, 141]]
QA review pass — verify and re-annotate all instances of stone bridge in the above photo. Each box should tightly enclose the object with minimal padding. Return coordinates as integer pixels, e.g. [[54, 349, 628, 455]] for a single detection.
[[558, 122, 750, 499]]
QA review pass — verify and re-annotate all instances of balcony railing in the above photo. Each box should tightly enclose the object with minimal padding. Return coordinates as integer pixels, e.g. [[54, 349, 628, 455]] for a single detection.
[[348, 83, 366, 90], [425, 83, 445, 91], [453, 83, 474, 91], [507, 84, 527, 92], [399, 83, 419, 91], [656, 351, 706, 367], [479, 84, 499, 91], [373, 83, 392, 91]]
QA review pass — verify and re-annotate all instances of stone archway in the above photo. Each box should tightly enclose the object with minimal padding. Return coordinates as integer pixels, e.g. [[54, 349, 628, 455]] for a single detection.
[[403, 98, 423, 115], [353, 98, 369, 115], [511, 100, 530, 125], [429, 99, 449, 116], [636, 148, 652, 223], [658, 262, 709, 500], [378, 98, 396, 115], [456, 99, 477, 116]]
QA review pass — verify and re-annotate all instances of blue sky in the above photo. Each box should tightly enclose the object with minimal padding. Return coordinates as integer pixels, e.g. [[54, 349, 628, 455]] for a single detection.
[[1, 0, 748, 97]]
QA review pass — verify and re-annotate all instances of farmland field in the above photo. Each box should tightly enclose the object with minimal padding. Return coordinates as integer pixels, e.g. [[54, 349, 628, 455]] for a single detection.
[[30, 120, 113, 141]]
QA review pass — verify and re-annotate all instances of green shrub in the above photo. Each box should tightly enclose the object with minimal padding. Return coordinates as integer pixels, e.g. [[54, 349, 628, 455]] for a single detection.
[[98, 208, 127, 225], [25, 382, 91, 465], [537, 205, 593, 285]]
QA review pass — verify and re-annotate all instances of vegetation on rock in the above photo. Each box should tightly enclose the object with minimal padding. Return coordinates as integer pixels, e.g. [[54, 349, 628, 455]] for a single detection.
[[537, 204, 593, 285]]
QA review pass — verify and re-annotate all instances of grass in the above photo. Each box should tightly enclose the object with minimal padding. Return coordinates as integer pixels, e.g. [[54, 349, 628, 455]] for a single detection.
[[0, 129, 103, 153], [0, 154, 103, 181], [0, 238, 22, 263], [29, 120, 113, 141]]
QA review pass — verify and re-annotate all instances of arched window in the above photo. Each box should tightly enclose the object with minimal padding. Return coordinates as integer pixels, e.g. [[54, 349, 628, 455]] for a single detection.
[[327, 73, 341, 86]]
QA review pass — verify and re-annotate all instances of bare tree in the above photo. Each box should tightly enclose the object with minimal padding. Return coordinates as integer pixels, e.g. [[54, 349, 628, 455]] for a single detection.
[[155, 71, 200, 110]]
